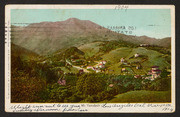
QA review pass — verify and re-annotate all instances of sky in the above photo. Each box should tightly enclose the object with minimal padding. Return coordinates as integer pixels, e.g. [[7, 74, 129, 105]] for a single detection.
[[11, 9, 171, 39]]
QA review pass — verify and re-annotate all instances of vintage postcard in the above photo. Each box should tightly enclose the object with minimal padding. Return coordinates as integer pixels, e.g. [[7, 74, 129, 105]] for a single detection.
[[5, 5, 175, 113]]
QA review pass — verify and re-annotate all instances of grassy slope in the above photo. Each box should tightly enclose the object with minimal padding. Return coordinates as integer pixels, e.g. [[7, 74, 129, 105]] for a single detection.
[[11, 43, 39, 60], [126, 47, 170, 71], [107, 90, 171, 103], [102, 47, 132, 64], [59, 67, 79, 73], [53, 42, 170, 74], [101, 47, 133, 74], [99, 47, 170, 75], [78, 42, 104, 58]]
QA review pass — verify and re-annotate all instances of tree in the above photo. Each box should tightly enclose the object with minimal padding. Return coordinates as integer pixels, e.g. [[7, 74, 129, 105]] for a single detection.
[[160, 69, 170, 78], [149, 78, 171, 91], [47, 84, 72, 102], [76, 73, 107, 96]]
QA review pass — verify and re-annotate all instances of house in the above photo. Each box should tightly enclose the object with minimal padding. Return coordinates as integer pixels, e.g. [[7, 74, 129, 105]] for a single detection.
[[96, 69, 101, 73], [148, 66, 161, 80], [71, 59, 76, 63], [109, 84, 114, 87], [121, 58, 125, 63], [79, 69, 84, 74], [80, 65, 85, 68], [98, 63, 105, 68], [87, 66, 96, 71], [102, 60, 107, 65], [145, 76, 152, 80], [42, 60, 47, 64], [151, 66, 159, 70], [87, 66, 94, 70], [58, 78, 66, 85], [136, 65, 141, 69], [121, 68, 126, 72], [134, 75, 142, 79], [152, 69, 161, 79], [99, 60, 107, 65], [134, 53, 140, 58], [140, 44, 149, 47]]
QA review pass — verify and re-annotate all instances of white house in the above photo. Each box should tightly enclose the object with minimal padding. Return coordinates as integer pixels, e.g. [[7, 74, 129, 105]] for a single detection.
[[102, 60, 107, 65], [42, 61, 46, 64], [140, 44, 149, 47], [121, 68, 126, 72], [96, 69, 101, 73], [136, 65, 141, 69], [99, 60, 107, 65], [87, 66, 94, 70], [134, 53, 140, 58], [98, 63, 105, 68], [121, 58, 125, 63]]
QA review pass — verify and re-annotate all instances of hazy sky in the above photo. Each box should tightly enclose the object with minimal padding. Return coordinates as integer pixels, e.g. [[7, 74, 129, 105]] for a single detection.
[[11, 9, 171, 39]]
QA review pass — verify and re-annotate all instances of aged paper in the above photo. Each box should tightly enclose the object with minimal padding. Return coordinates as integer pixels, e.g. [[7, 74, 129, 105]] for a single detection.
[[5, 5, 175, 113]]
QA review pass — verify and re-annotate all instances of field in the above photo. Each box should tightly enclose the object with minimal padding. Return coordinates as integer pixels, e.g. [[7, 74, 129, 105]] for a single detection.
[[78, 42, 104, 58]]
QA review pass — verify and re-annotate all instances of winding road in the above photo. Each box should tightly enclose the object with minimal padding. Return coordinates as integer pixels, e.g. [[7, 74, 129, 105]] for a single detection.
[[66, 60, 90, 73]]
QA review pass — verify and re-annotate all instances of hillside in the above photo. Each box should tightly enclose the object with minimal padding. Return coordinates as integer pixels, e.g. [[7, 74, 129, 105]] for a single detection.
[[100, 47, 170, 75], [78, 42, 104, 58], [47, 46, 85, 61], [11, 38, 172, 103], [11, 43, 39, 59], [39, 40, 170, 76], [126, 47, 170, 69], [107, 90, 171, 103], [11, 18, 171, 55]]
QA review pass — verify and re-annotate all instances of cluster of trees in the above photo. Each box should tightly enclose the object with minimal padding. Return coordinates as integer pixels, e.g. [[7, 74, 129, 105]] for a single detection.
[[11, 55, 60, 102], [51, 60, 66, 67], [37, 73, 108, 102], [99, 40, 136, 53], [36, 73, 171, 103], [86, 55, 103, 62], [72, 59, 84, 66], [148, 78, 171, 91], [145, 46, 171, 55]]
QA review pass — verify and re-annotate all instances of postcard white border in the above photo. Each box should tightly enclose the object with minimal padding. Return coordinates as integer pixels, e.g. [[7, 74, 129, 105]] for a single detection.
[[5, 5, 175, 113]]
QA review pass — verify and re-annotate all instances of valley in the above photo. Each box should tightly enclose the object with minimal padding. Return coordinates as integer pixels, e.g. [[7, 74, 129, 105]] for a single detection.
[[11, 18, 171, 103]]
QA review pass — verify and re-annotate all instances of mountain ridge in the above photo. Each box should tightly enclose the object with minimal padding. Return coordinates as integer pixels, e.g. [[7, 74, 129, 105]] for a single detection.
[[11, 18, 171, 55]]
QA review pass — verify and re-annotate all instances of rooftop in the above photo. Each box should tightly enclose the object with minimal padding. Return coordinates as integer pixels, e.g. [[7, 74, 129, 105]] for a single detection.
[[152, 69, 161, 72], [151, 66, 159, 68]]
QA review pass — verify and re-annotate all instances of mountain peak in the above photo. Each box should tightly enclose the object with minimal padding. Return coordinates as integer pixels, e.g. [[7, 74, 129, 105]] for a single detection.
[[65, 18, 81, 22]]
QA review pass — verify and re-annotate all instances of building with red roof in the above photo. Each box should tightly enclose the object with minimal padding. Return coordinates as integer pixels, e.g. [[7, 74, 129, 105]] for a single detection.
[[149, 66, 161, 80]]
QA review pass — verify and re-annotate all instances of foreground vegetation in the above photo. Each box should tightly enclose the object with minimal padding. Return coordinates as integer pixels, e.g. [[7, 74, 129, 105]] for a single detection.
[[108, 90, 171, 103], [11, 55, 171, 103], [11, 42, 171, 103]]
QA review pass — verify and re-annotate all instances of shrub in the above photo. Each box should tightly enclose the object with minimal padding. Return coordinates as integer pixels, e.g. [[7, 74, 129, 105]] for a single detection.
[[149, 78, 171, 91]]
